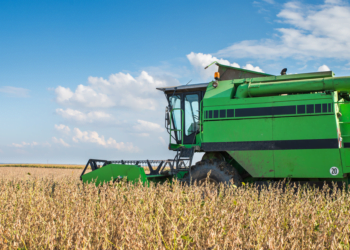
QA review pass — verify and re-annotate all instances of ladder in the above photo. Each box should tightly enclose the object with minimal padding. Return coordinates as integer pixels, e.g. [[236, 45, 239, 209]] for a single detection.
[[172, 147, 195, 174]]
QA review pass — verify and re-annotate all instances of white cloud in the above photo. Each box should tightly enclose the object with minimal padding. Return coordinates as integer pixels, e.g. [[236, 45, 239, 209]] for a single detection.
[[55, 86, 73, 102], [299, 65, 308, 70], [133, 119, 164, 132], [318, 64, 331, 72], [52, 137, 70, 147], [42, 142, 51, 147], [11, 141, 50, 148], [187, 52, 240, 80], [55, 71, 174, 110], [187, 52, 264, 80], [242, 64, 264, 73], [54, 124, 71, 134], [216, 1, 350, 61], [159, 136, 167, 146], [132, 133, 150, 137], [72, 128, 138, 152], [12, 142, 36, 148], [56, 108, 113, 123], [263, 0, 275, 4], [55, 85, 114, 108], [0, 86, 29, 97]]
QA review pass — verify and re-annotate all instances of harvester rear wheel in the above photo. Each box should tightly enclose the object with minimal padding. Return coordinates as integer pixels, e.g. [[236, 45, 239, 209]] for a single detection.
[[181, 159, 242, 186]]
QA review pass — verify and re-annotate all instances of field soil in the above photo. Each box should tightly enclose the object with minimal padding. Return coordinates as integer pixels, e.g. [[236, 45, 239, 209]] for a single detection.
[[0, 163, 84, 169], [0, 167, 86, 180]]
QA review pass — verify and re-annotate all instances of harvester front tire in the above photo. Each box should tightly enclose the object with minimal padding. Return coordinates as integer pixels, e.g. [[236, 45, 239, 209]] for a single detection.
[[181, 159, 242, 186]]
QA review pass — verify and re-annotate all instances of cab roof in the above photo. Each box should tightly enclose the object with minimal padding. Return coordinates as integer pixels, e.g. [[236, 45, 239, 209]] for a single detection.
[[157, 63, 273, 94], [156, 82, 209, 94]]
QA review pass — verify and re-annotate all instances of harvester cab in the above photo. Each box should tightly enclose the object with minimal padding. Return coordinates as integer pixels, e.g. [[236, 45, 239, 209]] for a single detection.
[[160, 83, 207, 146], [82, 61, 350, 187], [157, 62, 273, 151]]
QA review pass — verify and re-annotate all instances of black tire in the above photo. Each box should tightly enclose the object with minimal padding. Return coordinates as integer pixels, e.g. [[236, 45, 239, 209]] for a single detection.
[[181, 159, 242, 186]]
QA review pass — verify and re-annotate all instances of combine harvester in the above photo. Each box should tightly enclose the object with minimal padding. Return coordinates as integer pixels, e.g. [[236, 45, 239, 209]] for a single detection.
[[81, 62, 350, 186]]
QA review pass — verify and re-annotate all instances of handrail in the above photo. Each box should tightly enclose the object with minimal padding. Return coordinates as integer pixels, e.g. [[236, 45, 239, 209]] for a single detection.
[[335, 102, 350, 104], [199, 99, 204, 142]]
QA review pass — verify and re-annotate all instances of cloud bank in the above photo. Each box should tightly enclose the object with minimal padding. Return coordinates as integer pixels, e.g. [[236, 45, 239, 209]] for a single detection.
[[72, 128, 138, 152], [216, 1, 350, 62], [0, 86, 30, 97], [56, 109, 114, 124], [54, 124, 71, 134], [55, 71, 175, 111], [187, 52, 264, 80], [52, 137, 70, 147], [12, 141, 50, 148]]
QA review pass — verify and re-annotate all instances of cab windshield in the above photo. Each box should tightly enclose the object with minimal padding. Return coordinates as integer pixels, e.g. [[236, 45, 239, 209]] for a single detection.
[[169, 94, 199, 142], [184, 94, 199, 136]]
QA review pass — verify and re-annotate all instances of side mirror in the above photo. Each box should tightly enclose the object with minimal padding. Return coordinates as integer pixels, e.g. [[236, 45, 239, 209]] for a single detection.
[[165, 106, 170, 127], [165, 112, 170, 127]]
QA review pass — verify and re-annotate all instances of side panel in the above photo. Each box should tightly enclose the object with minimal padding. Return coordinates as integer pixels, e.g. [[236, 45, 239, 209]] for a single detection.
[[274, 149, 343, 178], [204, 118, 274, 177], [202, 93, 343, 179], [273, 115, 341, 178], [228, 151, 274, 177], [339, 103, 350, 146], [340, 148, 350, 174], [203, 118, 272, 142], [272, 115, 337, 141]]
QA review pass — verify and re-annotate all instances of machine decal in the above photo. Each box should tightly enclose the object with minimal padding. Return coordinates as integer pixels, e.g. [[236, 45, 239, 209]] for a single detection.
[[202, 139, 338, 151], [297, 105, 306, 114], [236, 106, 296, 117], [205, 103, 333, 120], [307, 104, 314, 113], [213, 110, 218, 118], [227, 109, 234, 117], [330, 167, 339, 176], [315, 104, 321, 113]]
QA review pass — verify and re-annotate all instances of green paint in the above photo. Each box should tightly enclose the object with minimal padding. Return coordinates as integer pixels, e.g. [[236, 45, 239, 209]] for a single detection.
[[204, 118, 272, 142], [340, 148, 350, 173], [176, 170, 188, 179], [81, 164, 148, 186], [274, 149, 342, 178], [229, 150, 275, 177], [235, 75, 350, 98]]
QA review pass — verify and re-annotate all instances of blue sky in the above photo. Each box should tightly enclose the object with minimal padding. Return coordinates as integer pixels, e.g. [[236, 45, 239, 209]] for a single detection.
[[1, 0, 350, 164]]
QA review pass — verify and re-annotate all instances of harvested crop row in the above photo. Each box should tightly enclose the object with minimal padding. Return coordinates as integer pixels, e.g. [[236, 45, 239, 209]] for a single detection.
[[0, 164, 85, 169], [0, 178, 349, 249]]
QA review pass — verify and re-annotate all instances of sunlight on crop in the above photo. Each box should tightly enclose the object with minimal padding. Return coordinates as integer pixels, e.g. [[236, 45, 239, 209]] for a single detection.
[[0, 176, 350, 249]]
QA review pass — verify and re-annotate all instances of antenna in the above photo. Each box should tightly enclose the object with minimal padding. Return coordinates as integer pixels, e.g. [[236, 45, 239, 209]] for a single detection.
[[204, 61, 218, 70], [185, 79, 192, 85]]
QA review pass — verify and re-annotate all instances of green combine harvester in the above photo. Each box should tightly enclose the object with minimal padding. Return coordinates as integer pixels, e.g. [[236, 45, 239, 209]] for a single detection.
[[81, 62, 350, 186]]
